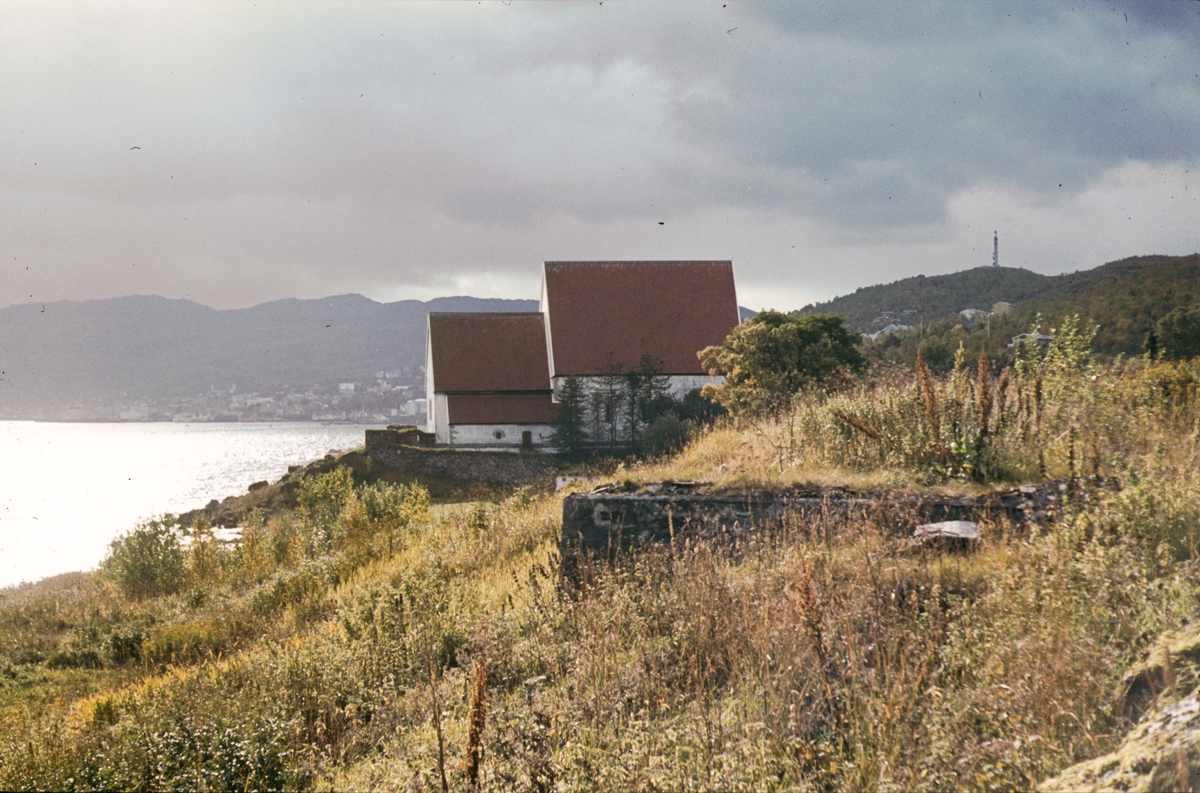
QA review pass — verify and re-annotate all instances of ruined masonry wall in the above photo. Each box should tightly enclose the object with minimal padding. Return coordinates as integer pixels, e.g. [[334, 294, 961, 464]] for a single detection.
[[366, 443, 559, 485]]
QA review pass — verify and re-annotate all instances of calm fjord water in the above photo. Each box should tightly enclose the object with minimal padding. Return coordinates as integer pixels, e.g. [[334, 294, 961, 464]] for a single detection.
[[0, 421, 380, 589]]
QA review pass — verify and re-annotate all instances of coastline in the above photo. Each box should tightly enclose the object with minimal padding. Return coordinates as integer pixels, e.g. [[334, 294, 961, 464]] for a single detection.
[[0, 422, 384, 589]]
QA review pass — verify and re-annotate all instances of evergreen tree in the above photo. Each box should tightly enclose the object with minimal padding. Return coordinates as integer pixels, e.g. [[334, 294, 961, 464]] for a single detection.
[[1144, 327, 1160, 359], [589, 391, 604, 448], [598, 358, 625, 446], [549, 375, 588, 454], [625, 354, 671, 448], [623, 363, 646, 447]]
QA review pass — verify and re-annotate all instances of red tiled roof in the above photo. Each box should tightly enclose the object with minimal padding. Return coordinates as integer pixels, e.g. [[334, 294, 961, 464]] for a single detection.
[[428, 313, 552, 393], [541, 261, 739, 376], [446, 393, 555, 425]]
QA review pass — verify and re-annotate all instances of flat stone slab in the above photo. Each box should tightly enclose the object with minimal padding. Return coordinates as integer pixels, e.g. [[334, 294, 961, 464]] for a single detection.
[[913, 520, 980, 542]]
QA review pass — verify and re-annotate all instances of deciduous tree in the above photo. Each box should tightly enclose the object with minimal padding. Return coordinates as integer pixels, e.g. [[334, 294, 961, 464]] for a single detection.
[[1157, 304, 1200, 361], [699, 311, 865, 416]]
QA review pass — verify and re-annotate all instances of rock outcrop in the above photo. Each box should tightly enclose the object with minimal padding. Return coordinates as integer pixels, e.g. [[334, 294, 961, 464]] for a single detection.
[[1041, 623, 1200, 792]]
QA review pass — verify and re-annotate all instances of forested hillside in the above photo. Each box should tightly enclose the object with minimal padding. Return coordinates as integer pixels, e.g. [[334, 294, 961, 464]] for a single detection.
[[799, 267, 1055, 330], [1008, 254, 1200, 357], [801, 253, 1200, 358]]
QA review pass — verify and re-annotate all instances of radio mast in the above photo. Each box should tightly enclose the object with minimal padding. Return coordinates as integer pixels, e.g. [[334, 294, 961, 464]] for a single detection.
[[993, 231, 999, 268]]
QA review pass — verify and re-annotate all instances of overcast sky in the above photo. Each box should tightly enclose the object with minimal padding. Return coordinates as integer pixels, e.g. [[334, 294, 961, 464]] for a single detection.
[[2, 1, 1198, 312]]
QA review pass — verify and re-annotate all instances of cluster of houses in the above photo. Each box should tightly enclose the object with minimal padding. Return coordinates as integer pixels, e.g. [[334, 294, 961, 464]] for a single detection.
[[870, 308, 920, 325], [865, 309, 919, 342], [862, 321, 914, 342], [960, 302, 1014, 323], [863, 301, 1021, 342], [424, 261, 741, 451]]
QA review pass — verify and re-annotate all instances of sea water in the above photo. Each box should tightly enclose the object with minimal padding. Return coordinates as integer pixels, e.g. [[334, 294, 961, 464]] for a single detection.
[[0, 421, 383, 589]]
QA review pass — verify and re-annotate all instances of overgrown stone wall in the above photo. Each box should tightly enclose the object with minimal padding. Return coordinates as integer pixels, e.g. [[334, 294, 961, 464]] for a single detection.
[[366, 443, 559, 486], [561, 480, 1073, 561], [365, 426, 436, 449]]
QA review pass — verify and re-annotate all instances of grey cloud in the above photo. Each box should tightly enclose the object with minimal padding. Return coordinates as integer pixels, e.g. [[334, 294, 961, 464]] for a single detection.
[[659, 3, 1200, 230], [1, 1, 1196, 309]]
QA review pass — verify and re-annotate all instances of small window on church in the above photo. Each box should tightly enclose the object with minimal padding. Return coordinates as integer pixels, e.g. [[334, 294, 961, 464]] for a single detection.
[[493, 429, 505, 439]]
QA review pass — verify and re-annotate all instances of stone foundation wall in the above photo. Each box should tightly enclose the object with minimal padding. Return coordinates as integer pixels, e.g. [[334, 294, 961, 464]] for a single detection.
[[367, 443, 559, 486], [561, 481, 1070, 561]]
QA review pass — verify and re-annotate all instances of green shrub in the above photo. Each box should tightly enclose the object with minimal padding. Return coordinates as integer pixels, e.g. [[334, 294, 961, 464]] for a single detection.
[[250, 561, 337, 621], [45, 648, 103, 669], [340, 572, 466, 683], [641, 411, 689, 457], [296, 467, 356, 554], [142, 621, 226, 666], [91, 696, 117, 726], [699, 310, 865, 416], [236, 510, 274, 582], [106, 627, 144, 665], [267, 514, 300, 567], [356, 481, 431, 556], [358, 481, 430, 530], [11, 648, 45, 665], [187, 518, 226, 585], [679, 387, 726, 423], [102, 517, 186, 600]]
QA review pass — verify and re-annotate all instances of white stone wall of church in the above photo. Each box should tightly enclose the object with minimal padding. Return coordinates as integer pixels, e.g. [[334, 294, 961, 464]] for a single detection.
[[447, 423, 555, 450], [432, 393, 451, 444]]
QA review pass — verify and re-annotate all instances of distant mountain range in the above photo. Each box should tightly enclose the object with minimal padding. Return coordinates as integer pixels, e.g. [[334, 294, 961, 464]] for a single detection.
[[4, 253, 1197, 416], [800, 253, 1200, 357], [0, 294, 537, 413]]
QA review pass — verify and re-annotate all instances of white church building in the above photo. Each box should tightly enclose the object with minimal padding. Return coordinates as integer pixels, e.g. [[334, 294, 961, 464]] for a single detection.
[[425, 260, 741, 451]]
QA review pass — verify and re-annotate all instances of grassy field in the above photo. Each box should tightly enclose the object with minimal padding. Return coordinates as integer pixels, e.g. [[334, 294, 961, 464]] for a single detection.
[[4, 334, 1200, 791]]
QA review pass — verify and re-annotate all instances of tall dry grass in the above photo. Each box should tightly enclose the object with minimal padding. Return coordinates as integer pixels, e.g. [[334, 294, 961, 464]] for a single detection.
[[324, 474, 1200, 791], [5, 342, 1200, 790], [650, 326, 1200, 492]]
